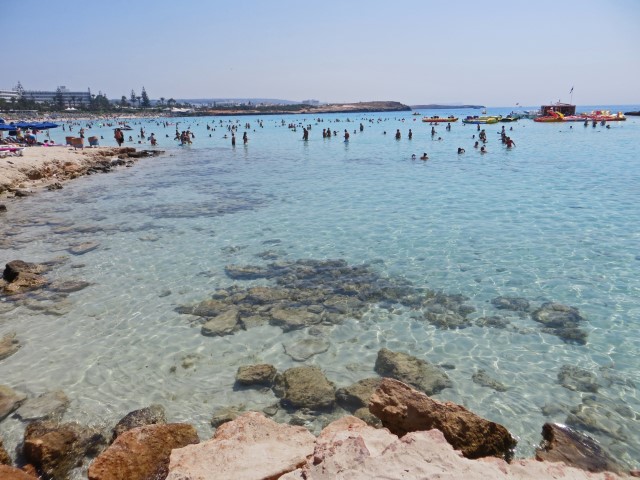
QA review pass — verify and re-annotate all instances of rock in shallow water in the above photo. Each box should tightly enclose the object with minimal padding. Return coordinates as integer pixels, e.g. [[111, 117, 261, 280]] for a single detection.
[[14, 390, 70, 422], [536, 422, 627, 475], [201, 307, 241, 336], [0, 384, 27, 420], [274, 366, 336, 411], [112, 404, 167, 440], [0, 333, 21, 361], [235, 364, 277, 388], [283, 337, 330, 361], [374, 348, 451, 395]]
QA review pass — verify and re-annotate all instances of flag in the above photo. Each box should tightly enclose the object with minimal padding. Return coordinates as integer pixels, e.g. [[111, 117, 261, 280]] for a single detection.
[[570, 86, 574, 94]]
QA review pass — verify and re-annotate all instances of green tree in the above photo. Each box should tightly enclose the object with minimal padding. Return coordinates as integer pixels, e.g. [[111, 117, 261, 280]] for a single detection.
[[120, 95, 128, 107], [54, 87, 65, 109], [130, 89, 136, 105], [140, 87, 150, 108]]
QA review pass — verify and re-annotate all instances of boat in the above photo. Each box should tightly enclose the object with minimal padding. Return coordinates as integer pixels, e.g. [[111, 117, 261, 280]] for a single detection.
[[582, 110, 626, 121], [412, 112, 421, 116], [461, 115, 501, 124], [500, 116, 519, 122], [422, 115, 458, 123]]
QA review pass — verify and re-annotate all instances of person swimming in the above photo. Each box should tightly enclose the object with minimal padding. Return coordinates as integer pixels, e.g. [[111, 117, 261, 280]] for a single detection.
[[420, 152, 429, 160]]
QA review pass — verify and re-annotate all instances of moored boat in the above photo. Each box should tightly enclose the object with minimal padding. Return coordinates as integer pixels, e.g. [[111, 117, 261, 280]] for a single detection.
[[462, 115, 501, 124], [422, 115, 458, 123]]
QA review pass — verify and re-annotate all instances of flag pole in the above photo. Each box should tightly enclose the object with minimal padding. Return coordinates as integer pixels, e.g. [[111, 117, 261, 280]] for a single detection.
[[570, 86, 574, 105]]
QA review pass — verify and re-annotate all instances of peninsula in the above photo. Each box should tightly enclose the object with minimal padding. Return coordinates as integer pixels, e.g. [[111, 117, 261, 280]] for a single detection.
[[200, 101, 410, 116]]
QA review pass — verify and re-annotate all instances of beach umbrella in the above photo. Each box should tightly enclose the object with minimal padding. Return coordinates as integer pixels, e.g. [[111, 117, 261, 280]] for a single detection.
[[0, 124, 15, 131], [39, 121, 59, 129]]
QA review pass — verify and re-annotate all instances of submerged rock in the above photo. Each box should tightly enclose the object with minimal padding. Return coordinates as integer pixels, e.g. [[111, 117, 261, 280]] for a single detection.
[[531, 302, 588, 345], [283, 337, 330, 361], [374, 348, 451, 395], [369, 378, 517, 460], [0, 384, 27, 420], [14, 390, 70, 422], [0, 260, 49, 295], [0, 333, 21, 361], [558, 365, 599, 393], [491, 296, 530, 312], [211, 405, 246, 428], [201, 307, 241, 336], [472, 369, 508, 392]]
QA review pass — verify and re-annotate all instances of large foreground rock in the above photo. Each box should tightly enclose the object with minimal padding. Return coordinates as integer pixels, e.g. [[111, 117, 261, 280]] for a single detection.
[[369, 378, 517, 460], [374, 348, 451, 395], [0, 465, 38, 479], [167, 411, 315, 480], [536, 423, 627, 475], [88, 423, 199, 480], [281, 418, 631, 480]]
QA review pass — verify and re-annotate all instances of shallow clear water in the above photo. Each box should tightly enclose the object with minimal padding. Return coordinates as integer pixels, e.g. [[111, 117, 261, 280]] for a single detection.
[[1, 106, 639, 471]]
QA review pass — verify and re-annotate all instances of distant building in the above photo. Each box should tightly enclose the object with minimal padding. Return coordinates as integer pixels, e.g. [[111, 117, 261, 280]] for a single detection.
[[301, 99, 320, 106], [0, 89, 19, 102], [540, 102, 576, 116], [22, 86, 92, 106]]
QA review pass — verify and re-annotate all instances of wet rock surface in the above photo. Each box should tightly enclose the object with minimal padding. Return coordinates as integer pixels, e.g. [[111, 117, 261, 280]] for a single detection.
[[374, 348, 452, 395], [491, 296, 531, 312], [23, 420, 107, 480], [335, 377, 383, 412], [112, 404, 167, 440], [536, 422, 626, 475], [0, 260, 49, 295], [235, 364, 277, 388], [274, 366, 336, 411]]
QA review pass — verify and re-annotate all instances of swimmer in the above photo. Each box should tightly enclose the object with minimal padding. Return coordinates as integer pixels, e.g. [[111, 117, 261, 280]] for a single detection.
[[411, 154, 416, 159], [480, 146, 487, 153], [457, 147, 465, 154], [420, 152, 428, 160]]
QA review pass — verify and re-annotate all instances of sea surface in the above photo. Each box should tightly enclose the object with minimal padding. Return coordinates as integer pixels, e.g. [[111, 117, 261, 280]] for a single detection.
[[1, 105, 639, 474]]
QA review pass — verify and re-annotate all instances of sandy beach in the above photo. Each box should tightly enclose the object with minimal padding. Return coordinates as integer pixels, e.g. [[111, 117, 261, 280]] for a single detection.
[[0, 145, 161, 199]]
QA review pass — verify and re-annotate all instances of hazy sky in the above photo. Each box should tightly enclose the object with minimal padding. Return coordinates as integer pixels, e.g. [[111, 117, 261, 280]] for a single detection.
[[1, 0, 639, 106]]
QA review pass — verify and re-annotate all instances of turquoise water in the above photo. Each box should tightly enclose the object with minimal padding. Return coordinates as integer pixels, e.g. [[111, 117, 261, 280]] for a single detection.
[[1, 106, 639, 471]]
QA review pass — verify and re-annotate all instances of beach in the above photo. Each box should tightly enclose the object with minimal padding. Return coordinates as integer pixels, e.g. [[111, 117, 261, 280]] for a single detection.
[[1, 109, 639, 479]]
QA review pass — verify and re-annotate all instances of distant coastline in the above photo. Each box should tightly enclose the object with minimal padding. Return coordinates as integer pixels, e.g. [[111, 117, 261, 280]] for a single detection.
[[411, 104, 485, 110], [199, 101, 411, 117]]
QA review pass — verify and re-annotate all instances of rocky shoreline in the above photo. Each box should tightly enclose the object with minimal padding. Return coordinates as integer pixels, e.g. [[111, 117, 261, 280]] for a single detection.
[[0, 146, 163, 201]]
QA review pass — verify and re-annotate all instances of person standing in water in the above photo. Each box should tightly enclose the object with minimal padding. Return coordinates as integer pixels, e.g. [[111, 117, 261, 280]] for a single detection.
[[344, 129, 350, 141]]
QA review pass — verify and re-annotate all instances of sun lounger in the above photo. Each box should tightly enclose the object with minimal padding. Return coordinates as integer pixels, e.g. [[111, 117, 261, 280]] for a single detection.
[[0, 146, 25, 157]]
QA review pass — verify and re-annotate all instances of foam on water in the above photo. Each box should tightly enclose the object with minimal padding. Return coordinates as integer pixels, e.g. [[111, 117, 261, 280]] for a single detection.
[[1, 107, 639, 472]]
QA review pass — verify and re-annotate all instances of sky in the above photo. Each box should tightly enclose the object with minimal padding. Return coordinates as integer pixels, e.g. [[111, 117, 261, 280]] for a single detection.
[[1, 0, 639, 107]]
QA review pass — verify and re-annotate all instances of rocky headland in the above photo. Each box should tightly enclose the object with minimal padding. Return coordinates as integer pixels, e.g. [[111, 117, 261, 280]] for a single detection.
[[202, 101, 411, 116]]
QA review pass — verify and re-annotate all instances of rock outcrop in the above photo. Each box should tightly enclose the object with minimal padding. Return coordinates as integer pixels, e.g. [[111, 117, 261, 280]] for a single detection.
[[0, 385, 26, 420], [0, 465, 38, 480], [87, 423, 199, 480], [369, 378, 517, 460], [235, 364, 277, 388], [167, 412, 315, 480]]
